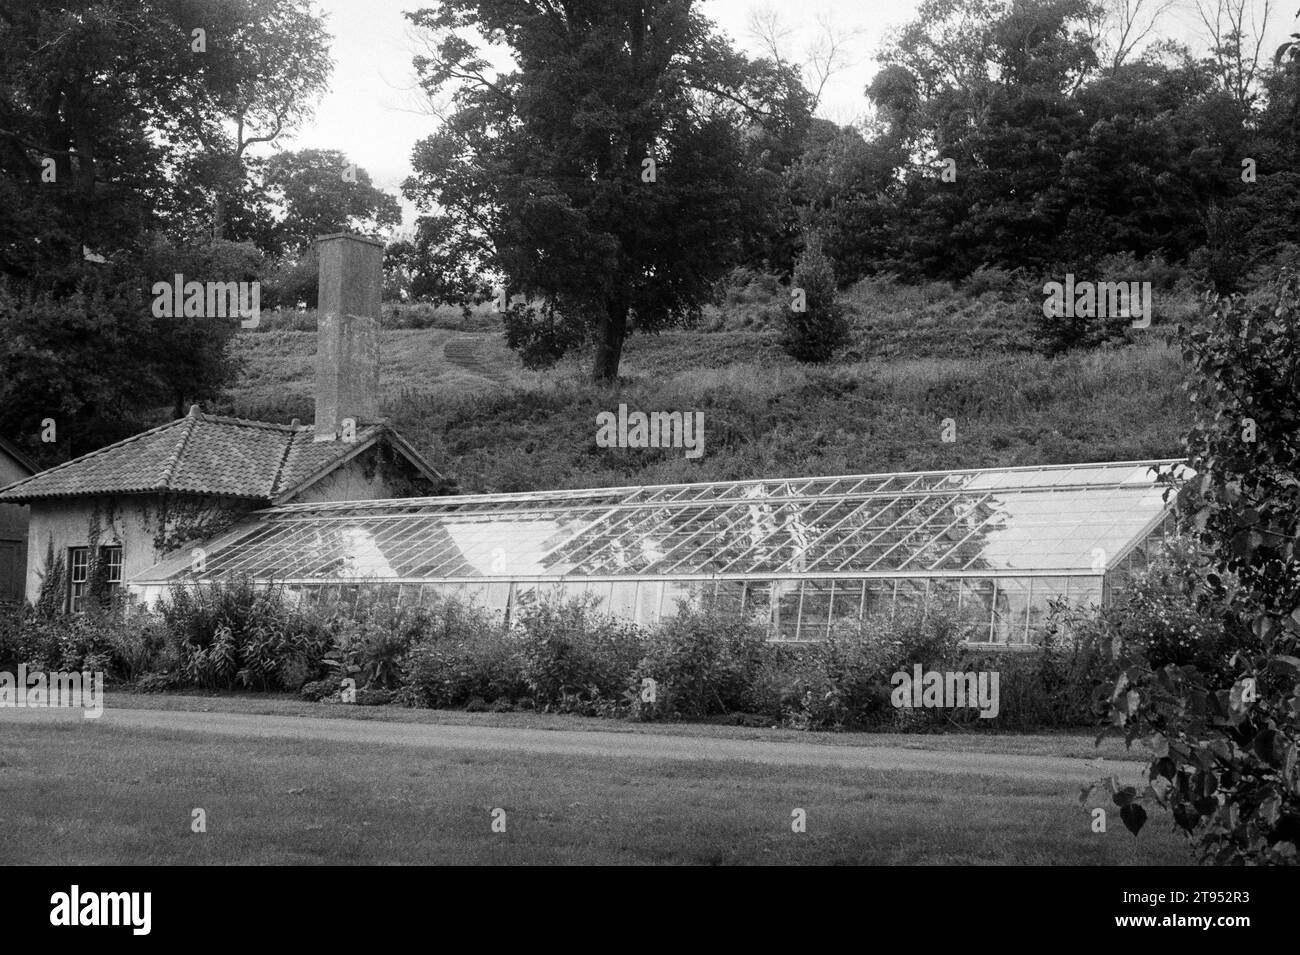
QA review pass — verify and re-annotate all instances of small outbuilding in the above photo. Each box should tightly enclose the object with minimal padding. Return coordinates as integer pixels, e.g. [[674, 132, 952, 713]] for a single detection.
[[0, 233, 444, 610]]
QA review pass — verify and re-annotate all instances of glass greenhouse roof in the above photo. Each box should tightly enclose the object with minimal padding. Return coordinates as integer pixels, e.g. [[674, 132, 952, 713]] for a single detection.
[[136, 460, 1187, 585]]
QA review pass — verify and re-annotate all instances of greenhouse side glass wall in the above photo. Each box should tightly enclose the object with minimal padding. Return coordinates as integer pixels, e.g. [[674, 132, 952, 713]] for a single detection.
[[133, 460, 1188, 645]]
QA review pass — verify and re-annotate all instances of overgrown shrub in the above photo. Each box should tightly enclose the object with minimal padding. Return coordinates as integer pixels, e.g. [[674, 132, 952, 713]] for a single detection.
[[399, 628, 527, 708], [777, 603, 971, 730], [323, 596, 450, 690], [0, 605, 167, 682], [959, 614, 1111, 731], [516, 595, 643, 713], [393, 598, 523, 707], [635, 604, 769, 719], [158, 580, 331, 690], [1101, 536, 1252, 680]]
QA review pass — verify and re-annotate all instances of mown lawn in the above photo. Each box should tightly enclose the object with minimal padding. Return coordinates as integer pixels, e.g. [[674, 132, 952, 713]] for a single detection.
[[0, 715, 1192, 865]]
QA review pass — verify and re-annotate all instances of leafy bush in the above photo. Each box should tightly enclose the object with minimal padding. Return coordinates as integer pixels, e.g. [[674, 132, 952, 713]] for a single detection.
[[299, 678, 338, 702], [635, 604, 769, 719], [960, 615, 1111, 731], [962, 264, 1021, 299], [779, 603, 972, 730], [516, 595, 643, 713], [1095, 270, 1300, 864], [0, 605, 167, 682], [158, 580, 331, 690], [323, 596, 449, 690], [399, 628, 527, 709], [1102, 537, 1252, 680], [392, 597, 524, 708], [259, 248, 319, 308], [777, 635, 896, 730]]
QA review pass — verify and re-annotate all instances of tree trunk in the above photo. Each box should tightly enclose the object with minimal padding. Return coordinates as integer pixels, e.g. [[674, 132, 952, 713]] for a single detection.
[[591, 291, 629, 382], [212, 191, 227, 241]]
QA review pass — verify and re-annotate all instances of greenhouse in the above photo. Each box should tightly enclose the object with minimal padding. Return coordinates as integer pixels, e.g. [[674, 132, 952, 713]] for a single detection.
[[132, 459, 1188, 646]]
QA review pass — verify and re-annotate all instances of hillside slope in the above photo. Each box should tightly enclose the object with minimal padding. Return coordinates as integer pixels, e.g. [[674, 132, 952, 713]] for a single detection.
[[219, 289, 1190, 494]]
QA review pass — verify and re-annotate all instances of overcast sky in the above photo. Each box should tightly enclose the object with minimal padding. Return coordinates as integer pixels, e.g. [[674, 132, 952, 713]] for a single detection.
[[280, 0, 1293, 231]]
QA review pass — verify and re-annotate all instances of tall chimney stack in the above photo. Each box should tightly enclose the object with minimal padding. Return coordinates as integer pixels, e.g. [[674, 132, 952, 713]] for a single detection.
[[314, 233, 382, 442]]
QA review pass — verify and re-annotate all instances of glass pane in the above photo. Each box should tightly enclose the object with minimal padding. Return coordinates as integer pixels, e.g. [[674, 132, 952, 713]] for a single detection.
[[661, 580, 698, 618], [743, 581, 774, 636], [635, 581, 665, 627], [583, 580, 612, 611], [485, 582, 511, 614], [959, 579, 996, 640], [608, 581, 638, 618], [773, 580, 801, 641], [797, 580, 835, 641], [713, 580, 745, 616], [862, 580, 895, 619], [928, 578, 961, 611], [893, 579, 928, 618], [992, 578, 1031, 644], [831, 580, 865, 625]]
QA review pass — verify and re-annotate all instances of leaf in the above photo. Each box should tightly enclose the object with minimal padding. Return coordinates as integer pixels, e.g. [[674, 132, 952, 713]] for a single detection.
[[1120, 803, 1147, 836], [1270, 655, 1300, 674], [1253, 729, 1285, 766]]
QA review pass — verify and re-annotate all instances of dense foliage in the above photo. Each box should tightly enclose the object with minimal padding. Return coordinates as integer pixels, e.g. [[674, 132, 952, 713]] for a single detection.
[[1, 580, 1131, 734], [401, 0, 813, 380], [1093, 271, 1300, 865]]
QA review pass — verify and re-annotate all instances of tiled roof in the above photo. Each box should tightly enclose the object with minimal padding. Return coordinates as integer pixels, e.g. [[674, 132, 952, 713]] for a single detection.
[[0, 410, 440, 503]]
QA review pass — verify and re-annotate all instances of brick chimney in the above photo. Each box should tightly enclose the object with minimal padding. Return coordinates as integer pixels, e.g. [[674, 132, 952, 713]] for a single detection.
[[314, 233, 382, 442]]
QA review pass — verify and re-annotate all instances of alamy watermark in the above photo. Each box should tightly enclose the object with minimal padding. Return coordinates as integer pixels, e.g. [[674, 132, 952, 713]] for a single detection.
[[151, 273, 260, 327], [890, 664, 999, 719], [0, 665, 104, 719], [595, 403, 704, 459], [1042, 273, 1151, 328], [50, 886, 150, 935]]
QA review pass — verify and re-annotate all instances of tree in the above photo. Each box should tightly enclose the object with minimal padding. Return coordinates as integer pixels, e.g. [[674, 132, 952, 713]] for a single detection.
[[1193, 0, 1276, 105], [747, 6, 866, 117], [402, 0, 812, 381], [0, 1, 322, 458], [160, 0, 333, 240], [864, 0, 1104, 277], [1085, 0, 1176, 73], [263, 149, 401, 253], [0, 0, 183, 278], [784, 120, 906, 283], [782, 231, 848, 362]]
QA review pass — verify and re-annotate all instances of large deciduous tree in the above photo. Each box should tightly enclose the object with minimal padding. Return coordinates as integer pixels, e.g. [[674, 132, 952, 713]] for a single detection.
[[0, 0, 330, 461], [263, 149, 401, 252], [402, 0, 811, 381]]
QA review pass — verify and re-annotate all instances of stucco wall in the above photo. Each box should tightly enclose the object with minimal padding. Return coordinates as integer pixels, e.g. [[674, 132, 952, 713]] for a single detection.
[[22, 495, 257, 606], [292, 445, 422, 503]]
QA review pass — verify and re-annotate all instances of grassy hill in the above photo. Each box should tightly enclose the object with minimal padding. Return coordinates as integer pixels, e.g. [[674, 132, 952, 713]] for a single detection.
[[218, 279, 1193, 494]]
